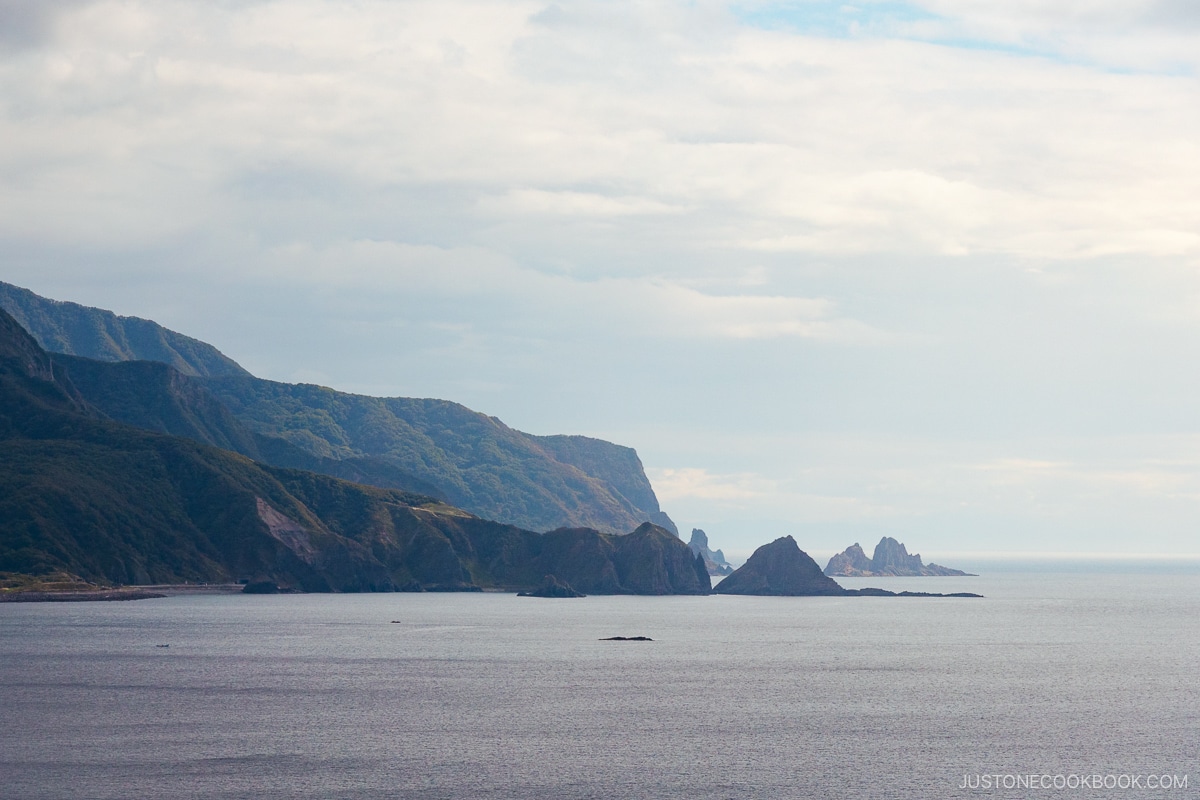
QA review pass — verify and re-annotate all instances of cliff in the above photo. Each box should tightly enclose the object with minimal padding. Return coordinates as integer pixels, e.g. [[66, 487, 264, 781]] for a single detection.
[[0, 282, 675, 536], [0, 310, 704, 595]]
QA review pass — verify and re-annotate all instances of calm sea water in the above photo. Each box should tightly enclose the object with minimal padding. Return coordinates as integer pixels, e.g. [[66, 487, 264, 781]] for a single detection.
[[2, 570, 1197, 800]]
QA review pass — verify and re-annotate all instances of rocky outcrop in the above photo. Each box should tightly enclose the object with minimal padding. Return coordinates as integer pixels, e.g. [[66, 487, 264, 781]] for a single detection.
[[688, 528, 734, 576], [714, 536, 846, 596], [822, 542, 873, 576], [529, 523, 711, 595], [517, 574, 585, 598], [824, 537, 974, 577]]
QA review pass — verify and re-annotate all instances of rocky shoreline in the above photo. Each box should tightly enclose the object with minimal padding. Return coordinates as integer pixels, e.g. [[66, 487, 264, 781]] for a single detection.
[[0, 589, 167, 602]]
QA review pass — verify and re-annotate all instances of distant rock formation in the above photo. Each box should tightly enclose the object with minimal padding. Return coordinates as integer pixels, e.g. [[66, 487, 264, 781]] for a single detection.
[[824, 537, 975, 577], [823, 542, 873, 576], [713, 535, 981, 598], [714, 536, 845, 596], [518, 575, 585, 598], [688, 528, 734, 576], [842, 588, 982, 598]]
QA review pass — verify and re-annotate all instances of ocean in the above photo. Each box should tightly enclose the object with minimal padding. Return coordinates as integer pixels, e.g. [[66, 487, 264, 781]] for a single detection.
[[2, 569, 1197, 799]]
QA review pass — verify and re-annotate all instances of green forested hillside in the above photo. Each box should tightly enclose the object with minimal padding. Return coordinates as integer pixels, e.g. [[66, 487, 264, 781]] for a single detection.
[[0, 309, 707, 594], [1, 282, 676, 535], [200, 376, 675, 534], [57, 353, 447, 499]]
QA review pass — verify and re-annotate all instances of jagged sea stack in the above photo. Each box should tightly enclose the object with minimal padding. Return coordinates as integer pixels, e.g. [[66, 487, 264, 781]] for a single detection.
[[822, 542, 873, 576], [714, 536, 845, 596]]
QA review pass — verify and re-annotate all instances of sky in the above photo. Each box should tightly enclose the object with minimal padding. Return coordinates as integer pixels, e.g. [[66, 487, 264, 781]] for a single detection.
[[3, 0, 1200, 562]]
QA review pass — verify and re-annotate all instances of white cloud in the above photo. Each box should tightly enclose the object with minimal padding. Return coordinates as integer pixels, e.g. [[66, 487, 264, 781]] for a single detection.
[[650, 467, 776, 502], [481, 189, 686, 217], [5, 0, 1200, 556], [250, 238, 877, 343], [4, 0, 1198, 263]]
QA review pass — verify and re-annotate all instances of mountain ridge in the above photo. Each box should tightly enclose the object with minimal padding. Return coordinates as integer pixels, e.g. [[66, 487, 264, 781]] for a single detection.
[[0, 281, 249, 378], [0, 282, 675, 535], [0, 308, 706, 595]]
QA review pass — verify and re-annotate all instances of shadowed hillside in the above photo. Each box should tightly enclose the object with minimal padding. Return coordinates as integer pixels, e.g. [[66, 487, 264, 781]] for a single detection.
[[1, 282, 676, 535], [0, 309, 705, 594]]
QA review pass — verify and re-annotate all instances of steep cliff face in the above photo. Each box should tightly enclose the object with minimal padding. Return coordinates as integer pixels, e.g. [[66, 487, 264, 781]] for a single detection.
[[0, 309, 57, 383], [1, 283, 676, 536], [714, 536, 845, 596], [200, 376, 669, 535], [824, 537, 973, 577], [0, 310, 705, 595], [533, 434, 677, 534]]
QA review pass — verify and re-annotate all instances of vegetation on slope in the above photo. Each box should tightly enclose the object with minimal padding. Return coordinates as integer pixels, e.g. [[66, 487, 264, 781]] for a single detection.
[[1, 282, 676, 535], [0, 309, 705, 594], [201, 376, 674, 534], [0, 280, 249, 378]]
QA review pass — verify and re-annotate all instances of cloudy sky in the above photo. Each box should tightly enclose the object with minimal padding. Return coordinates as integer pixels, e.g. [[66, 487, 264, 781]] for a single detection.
[[4, 0, 1200, 561]]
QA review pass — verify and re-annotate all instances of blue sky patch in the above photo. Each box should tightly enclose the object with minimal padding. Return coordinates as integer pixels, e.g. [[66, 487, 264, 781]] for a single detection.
[[733, 1, 940, 39]]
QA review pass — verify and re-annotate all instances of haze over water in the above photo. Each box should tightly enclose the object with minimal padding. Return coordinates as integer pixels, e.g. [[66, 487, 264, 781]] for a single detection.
[[3, 569, 1196, 800]]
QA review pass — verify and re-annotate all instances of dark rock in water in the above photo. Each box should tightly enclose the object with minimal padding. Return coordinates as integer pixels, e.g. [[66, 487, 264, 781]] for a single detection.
[[518, 574, 586, 598], [843, 587, 983, 598], [714, 536, 846, 596], [824, 537, 975, 577], [601, 636, 653, 641]]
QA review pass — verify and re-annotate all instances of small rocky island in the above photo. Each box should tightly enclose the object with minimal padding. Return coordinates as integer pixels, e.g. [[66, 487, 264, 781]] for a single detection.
[[715, 537, 981, 597], [824, 537, 975, 577], [713, 536, 846, 596]]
